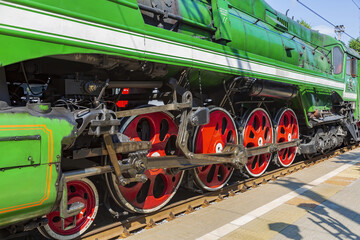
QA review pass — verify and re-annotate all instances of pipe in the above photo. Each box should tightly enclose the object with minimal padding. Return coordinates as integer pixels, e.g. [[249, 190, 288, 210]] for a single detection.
[[249, 79, 298, 100], [108, 81, 163, 89]]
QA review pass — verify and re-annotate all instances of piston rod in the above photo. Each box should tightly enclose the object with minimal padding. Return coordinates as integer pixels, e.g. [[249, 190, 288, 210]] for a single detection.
[[63, 166, 113, 182]]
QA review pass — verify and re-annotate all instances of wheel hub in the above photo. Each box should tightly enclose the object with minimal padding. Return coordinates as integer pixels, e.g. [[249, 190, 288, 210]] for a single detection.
[[215, 143, 224, 153], [150, 151, 161, 157]]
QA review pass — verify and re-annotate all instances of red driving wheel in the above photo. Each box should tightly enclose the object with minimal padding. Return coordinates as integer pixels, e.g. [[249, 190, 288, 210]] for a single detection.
[[243, 108, 273, 177], [107, 112, 183, 213], [193, 108, 237, 191], [39, 178, 98, 240], [275, 109, 299, 167]]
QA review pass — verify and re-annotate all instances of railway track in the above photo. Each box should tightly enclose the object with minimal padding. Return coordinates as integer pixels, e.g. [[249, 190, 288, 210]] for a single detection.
[[81, 144, 359, 240]]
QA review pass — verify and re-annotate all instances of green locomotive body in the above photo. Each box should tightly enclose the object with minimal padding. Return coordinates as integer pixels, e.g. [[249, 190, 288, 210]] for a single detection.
[[0, 0, 359, 238], [0, 0, 358, 116]]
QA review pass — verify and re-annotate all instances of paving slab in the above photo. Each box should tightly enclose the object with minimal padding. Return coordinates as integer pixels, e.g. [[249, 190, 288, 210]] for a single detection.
[[271, 166, 360, 240]]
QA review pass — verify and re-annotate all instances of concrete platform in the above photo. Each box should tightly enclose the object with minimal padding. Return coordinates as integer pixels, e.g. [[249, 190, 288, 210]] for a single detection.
[[125, 148, 360, 240]]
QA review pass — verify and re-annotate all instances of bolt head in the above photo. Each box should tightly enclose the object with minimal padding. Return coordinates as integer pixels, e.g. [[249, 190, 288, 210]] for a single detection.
[[119, 178, 129, 186], [140, 175, 148, 183]]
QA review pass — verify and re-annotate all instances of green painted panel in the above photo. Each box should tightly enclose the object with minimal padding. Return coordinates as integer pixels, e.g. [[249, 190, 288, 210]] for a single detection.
[[0, 138, 41, 169], [281, 33, 299, 66], [0, 0, 357, 113], [0, 165, 51, 226], [267, 27, 284, 63], [228, 0, 253, 14], [227, 8, 246, 51], [0, 28, 145, 67], [212, 0, 231, 41], [178, 0, 213, 39], [300, 88, 332, 113], [243, 19, 270, 59], [6, 0, 144, 32], [0, 110, 75, 227], [179, 0, 212, 26], [0, 0, 349, 93], [253, 0, 266, 21]]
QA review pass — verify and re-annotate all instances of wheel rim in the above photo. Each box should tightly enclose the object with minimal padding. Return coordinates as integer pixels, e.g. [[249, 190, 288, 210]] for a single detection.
[[193, 108, 237, 191], [111, 112, 183, 213], [276, 109, 299, 167], [243, 108, 273, 177], [43, 178, 98, 239]]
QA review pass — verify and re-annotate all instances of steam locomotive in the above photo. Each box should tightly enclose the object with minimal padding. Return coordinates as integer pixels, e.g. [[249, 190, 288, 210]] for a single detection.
[[0, 0, 359, 239]]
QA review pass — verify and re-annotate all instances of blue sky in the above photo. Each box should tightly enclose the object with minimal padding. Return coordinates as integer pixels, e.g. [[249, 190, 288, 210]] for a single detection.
[[266, 0, 359, 45]]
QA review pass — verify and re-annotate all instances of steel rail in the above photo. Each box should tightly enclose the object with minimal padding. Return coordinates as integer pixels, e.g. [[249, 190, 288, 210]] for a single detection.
[[82, 144, 359, 240]]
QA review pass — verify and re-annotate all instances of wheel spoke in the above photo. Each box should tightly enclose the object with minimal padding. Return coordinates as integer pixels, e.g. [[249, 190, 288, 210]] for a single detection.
[[120, 183, 142, 203], [198, 165, 212, 176], [207, 131, 222, 153], [254, 156, 260, 170], [214, 164, 221, 183], [147, 175, 156, 199]]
